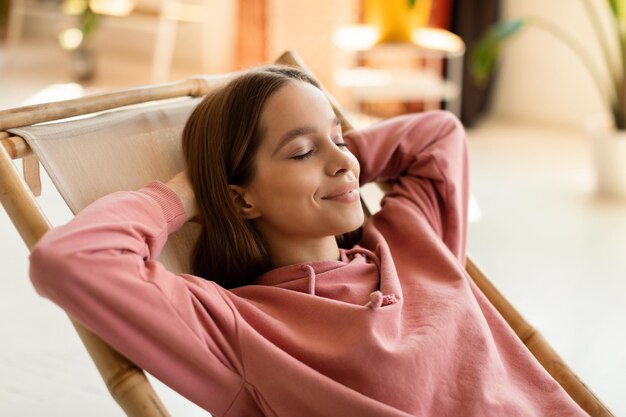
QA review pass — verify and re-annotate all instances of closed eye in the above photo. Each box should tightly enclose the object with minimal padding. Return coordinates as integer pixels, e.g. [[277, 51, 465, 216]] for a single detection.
[[334, 135, 348, 148], [291, 150, 314, 160], [291, 139, 347, 161]]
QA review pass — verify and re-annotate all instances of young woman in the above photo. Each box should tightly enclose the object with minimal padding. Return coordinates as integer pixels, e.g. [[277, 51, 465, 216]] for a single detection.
[[29, 66, 586, 417]]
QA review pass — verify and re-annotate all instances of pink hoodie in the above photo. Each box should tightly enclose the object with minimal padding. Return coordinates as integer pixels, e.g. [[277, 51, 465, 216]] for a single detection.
[[29, 111, 587, 417]]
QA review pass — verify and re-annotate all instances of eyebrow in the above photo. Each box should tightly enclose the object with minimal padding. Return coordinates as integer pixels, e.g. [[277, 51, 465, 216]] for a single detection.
[[272, 116, 342, 156]]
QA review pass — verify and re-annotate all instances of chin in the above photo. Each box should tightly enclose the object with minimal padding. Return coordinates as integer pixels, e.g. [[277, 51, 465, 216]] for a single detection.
[[343, 207, 366, 231]]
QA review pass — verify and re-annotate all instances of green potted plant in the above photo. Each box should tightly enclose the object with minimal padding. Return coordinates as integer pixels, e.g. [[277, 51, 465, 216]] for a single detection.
[[471, 1, 626, 200], [60, 0, 100, 81]]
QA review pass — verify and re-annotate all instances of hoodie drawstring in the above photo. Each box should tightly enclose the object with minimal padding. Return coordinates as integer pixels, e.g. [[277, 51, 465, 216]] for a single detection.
[[346, 247, 398, 309], [301, 264, 316, 296], [301, 255, 398, 309], [364, 290, 398, 309]]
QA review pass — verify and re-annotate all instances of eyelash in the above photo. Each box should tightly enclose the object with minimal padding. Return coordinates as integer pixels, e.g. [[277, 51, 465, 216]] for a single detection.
[[291, 141, 348, 160]]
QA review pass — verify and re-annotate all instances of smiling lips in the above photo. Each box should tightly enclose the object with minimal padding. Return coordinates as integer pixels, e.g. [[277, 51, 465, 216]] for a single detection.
[[322, 182, 359, 203]]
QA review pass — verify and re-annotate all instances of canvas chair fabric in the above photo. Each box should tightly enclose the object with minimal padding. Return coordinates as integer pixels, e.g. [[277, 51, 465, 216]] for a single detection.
[[8, 97, 204, 275]]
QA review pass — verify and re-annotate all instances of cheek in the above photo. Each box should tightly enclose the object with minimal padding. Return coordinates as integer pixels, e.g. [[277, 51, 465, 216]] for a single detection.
[[254, 164, 320, 207], [252, 166, 324, 232]]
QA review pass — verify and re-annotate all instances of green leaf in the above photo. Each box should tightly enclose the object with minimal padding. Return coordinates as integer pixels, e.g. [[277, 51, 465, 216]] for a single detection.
[[491, 19, 525, 39], [471, 19, 526, 86], [471, 39, 496, 86], [607, 0, 626, 21], [608, 0, 618, 16], [81, 7, 99, 40], [408, 0, 417, 8]]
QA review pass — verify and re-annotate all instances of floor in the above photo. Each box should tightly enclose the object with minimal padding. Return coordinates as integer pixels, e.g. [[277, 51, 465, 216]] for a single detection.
[[1, 43, 625, 416]]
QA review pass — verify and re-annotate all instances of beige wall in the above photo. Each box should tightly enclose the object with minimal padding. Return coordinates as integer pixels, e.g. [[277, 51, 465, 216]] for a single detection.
[[490, 0, 616, 128]]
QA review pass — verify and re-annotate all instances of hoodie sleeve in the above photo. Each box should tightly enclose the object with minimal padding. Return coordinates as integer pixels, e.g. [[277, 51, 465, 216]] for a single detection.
[[28, 180, 244, 416], [344, 110, 469, 266]]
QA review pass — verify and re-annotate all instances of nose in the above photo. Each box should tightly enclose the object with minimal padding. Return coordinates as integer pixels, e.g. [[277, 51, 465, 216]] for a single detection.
[[325, 141, 354, 177]]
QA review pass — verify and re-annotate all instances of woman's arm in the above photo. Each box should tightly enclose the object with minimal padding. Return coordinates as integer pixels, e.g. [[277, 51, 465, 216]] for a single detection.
[[28, 180, 243, 415], [344, 110, 469, 266], [164, 170, 199, 223]]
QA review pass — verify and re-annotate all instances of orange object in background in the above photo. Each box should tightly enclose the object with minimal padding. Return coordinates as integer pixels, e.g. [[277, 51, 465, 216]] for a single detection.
[[363, 0, 432, 43]]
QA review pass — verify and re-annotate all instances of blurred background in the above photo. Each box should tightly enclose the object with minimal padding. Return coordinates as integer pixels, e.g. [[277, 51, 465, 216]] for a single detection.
[[0, 0, 625, 416]]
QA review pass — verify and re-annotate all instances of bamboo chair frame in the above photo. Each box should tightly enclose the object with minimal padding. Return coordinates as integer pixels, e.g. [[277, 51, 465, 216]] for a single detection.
[[0, 50, 614, 417]]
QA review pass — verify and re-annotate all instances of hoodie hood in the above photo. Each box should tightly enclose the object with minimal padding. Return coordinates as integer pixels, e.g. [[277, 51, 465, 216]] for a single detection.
[[251, 246, 398, 309]]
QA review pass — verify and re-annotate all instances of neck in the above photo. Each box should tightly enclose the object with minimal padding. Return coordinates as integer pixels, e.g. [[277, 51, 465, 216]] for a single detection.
[[261, 232, 341, 268]]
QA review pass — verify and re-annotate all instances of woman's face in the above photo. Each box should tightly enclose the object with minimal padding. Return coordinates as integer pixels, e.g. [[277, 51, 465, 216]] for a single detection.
[[233, 80, 363, 242]]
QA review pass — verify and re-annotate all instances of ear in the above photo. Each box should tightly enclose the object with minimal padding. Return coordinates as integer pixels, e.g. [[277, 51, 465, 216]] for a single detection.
[[228, 184, 261, 220]]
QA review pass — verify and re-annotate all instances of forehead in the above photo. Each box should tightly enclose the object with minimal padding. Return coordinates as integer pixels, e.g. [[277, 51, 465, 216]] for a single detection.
[[259, 81, 336, 145]]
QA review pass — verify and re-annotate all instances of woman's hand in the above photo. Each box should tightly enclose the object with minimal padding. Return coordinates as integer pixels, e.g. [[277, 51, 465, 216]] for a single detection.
[[165, 170, 200, 223]]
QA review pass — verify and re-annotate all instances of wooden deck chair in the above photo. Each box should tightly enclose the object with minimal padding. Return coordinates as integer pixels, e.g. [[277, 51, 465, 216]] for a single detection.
[[0, 50, 615, 417]]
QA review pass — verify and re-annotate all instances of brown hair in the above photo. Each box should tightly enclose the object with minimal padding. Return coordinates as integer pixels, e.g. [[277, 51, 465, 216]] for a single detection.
[[182, 65, 361, 289]]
